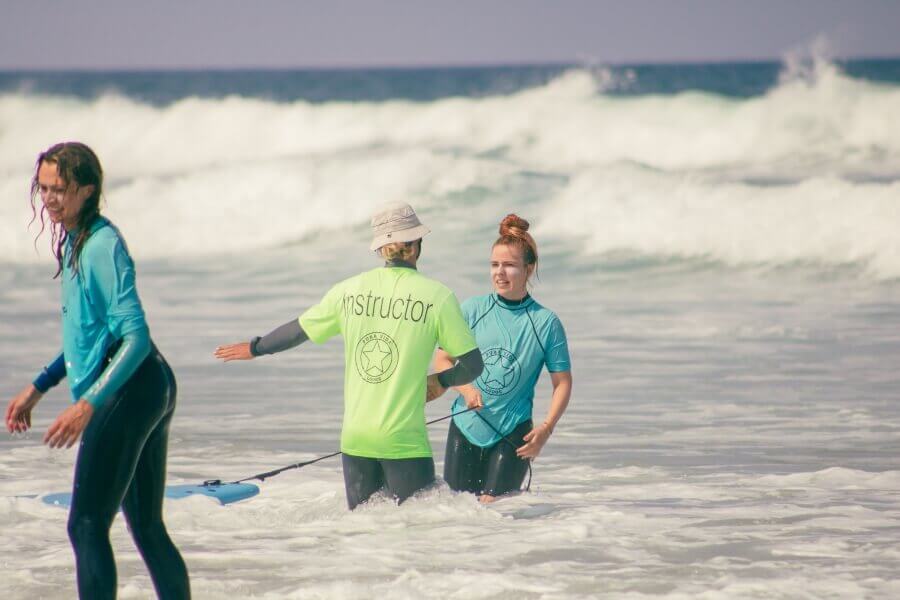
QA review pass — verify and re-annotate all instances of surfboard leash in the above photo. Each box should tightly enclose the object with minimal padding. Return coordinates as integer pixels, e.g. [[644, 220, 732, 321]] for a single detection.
[[228, 407, 480, 485]]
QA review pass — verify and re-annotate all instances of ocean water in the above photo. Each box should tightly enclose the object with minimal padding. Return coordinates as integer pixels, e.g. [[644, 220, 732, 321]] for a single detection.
[[1, 56, 900, 599]]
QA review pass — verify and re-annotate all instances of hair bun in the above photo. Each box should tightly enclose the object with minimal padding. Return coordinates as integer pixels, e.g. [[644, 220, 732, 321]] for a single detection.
[[499, 213, 530, 235]]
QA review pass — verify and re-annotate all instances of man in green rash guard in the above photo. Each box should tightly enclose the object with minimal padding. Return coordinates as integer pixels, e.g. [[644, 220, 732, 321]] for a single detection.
[[215, 202, 483, 509]]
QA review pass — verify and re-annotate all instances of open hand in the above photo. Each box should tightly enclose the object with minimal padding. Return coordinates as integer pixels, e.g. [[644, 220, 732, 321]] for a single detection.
[[44, 400, 94, 449], [516, 423, 551, 459], [214, 342, 254, 362], [6, 385, 42, 433]]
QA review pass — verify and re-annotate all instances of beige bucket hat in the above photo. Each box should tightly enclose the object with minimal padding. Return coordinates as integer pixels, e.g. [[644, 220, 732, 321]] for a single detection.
[[369, 201, 431, 251]]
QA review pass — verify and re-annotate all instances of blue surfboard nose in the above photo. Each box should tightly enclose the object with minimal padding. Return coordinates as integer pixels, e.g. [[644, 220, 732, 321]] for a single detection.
[[41, 482, 259, 508]]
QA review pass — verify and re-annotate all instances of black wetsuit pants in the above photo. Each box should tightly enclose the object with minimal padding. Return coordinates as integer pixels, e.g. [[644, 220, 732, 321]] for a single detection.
[[341, 454, 435, 510], [444, 418, 532, 497], [67, 345, 190, 600]]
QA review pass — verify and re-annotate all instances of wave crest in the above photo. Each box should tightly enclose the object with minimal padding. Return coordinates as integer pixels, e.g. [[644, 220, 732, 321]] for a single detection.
[[2, 62, 898, 277]]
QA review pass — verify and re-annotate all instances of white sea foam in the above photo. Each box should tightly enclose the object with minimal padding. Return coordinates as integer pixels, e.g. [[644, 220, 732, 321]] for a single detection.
[[539, 164, 900, 278], [3, 216, 900, 598], [1, 63, 899, 277]]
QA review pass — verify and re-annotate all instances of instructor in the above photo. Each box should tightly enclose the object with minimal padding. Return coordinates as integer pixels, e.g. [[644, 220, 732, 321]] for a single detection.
[[215, 202, 483, 509]]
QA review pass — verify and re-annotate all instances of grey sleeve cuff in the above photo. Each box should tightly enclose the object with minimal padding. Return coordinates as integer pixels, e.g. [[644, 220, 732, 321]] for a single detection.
[[251, 320, 309, 356], [437, 347, 484, 388]]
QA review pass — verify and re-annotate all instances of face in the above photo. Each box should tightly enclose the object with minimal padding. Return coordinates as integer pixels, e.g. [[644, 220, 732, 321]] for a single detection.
[[37, 161, 93, 231], [491, 244, 532, 300]]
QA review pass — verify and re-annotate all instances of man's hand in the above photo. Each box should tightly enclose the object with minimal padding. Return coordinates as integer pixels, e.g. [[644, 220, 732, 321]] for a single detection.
[[214, 342, 255, 362], [459, 387, 483, 410]]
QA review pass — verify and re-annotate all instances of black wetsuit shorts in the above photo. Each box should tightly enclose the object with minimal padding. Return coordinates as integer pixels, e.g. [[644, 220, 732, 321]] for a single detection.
[[341, 454, 435, 510], [444, 418, 532, 497]]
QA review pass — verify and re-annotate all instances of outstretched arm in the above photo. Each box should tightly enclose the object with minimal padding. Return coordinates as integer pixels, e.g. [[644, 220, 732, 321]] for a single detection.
[[215, 319, 309, 362]]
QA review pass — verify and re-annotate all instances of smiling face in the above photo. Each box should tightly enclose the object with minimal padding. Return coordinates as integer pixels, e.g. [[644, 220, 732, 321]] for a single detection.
[[491, 243, 533, 300], [37, 161, 94, 231]]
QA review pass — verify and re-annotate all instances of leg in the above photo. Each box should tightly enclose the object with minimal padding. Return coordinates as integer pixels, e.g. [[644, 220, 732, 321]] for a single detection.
[[121, 354, 190, 599], [67, 357, 166, 599], [382, 457, 435, 505], [443, 419, 486, 494], [481, 420, 533, 502], [342, 454, 385, 510]]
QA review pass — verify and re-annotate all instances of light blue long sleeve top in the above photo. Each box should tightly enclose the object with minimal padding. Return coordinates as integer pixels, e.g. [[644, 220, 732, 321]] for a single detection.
[[33, 217, 151, 408]]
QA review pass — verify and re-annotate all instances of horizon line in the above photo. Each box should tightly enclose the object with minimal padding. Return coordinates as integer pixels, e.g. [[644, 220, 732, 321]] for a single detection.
[[2, 54, 899, 73]]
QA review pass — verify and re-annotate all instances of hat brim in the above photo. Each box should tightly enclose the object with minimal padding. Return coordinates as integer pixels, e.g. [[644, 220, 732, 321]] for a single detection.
[[370, 224, 431, 251]]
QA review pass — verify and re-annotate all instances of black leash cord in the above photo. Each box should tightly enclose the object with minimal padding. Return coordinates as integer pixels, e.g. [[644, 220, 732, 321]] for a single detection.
[[472, 410, 533, 492], [229, 407, 479, 485]]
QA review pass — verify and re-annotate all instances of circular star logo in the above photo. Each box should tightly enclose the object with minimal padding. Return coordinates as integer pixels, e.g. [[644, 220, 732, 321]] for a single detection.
[[354, 331, 399, 384], [478, 347, 520, 396]]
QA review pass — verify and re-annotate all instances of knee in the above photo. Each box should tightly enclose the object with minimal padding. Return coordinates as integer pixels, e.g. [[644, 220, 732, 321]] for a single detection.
[[127, 516, 166, 545], [67, 513, 108, 547]]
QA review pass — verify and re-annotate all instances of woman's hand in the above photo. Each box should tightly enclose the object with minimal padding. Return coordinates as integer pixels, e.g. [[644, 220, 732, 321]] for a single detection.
[[6, 385, 43, 433], [44, 399, 94, 449], [516, 423, 552, 459], [425, 374, 446, 402], [214, 342, 254, 362], [459, 386, 483, 410]]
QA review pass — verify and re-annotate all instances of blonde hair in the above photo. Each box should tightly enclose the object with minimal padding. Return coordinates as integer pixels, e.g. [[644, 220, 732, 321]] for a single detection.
[[379, 240, 419, 262]]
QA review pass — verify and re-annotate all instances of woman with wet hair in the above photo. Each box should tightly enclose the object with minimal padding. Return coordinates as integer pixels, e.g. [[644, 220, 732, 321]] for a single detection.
[[5, 142, 190, 599], [434, 214, 573, 503], [215, 201, 484, 510]]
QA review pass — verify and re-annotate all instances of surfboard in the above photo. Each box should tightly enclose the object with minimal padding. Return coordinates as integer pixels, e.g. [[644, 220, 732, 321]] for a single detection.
[[41, 481, 259, 508]]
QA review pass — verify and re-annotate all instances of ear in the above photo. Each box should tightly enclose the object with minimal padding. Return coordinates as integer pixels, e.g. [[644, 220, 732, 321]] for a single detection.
[[76, 184, 96, 202]]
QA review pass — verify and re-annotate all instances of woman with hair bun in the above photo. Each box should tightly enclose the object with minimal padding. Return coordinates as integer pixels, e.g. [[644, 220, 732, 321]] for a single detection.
[[433, 214, 572, 503]]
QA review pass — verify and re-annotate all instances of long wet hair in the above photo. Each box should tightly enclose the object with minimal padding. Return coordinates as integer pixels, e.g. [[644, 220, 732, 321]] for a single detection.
[[494, 214, 539, 284], [30, 142, 104, 278]]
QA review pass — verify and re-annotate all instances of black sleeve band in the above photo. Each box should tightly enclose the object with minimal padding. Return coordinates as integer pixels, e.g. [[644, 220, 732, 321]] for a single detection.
[[437, 348, 484, 388], [253, 320, 309, 356]]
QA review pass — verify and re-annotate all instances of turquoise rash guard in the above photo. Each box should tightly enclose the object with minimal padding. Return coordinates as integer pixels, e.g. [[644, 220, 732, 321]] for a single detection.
[[32, 217, 151, 409], [451, 293, 571, 447]]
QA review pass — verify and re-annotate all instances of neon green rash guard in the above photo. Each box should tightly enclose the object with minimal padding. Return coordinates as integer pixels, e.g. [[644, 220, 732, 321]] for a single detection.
[[300, 265, 477, 459]]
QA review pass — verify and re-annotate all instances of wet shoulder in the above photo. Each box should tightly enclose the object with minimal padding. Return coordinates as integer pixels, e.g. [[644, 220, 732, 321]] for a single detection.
[[81, 219, 129, 261]]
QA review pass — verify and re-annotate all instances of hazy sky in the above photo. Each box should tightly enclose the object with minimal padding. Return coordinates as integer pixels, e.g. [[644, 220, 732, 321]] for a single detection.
[[3, 0, 899, 69]]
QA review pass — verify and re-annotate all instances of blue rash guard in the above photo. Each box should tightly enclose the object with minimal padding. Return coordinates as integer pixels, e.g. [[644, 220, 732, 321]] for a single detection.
[[33, 217, 151, 409], [450, 293, 571, 447]]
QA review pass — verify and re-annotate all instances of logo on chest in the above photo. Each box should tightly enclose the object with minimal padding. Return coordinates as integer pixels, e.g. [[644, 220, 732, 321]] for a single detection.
[[355, 331, 399, 384], [478, 347, 520, 396]]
